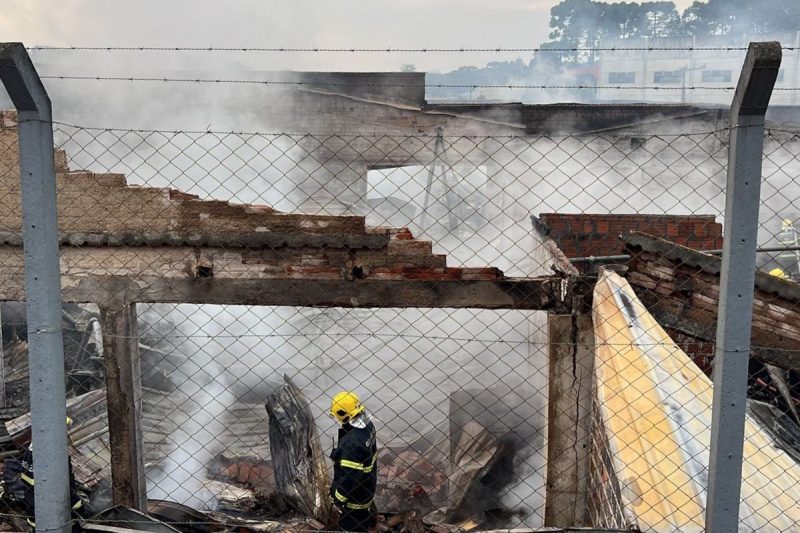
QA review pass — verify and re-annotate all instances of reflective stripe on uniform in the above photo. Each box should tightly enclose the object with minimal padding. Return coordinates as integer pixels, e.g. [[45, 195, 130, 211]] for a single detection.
[[73, 499, 83, 510], [340, 454, 378, 473], [345, 500, 373, 510], [339, 459, 367, 471], [334, 489, 348, 502], [20, 473, 34, 486]]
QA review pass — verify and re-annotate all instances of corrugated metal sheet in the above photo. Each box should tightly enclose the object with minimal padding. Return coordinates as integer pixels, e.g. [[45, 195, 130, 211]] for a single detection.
[[592, 270, 800, 532]]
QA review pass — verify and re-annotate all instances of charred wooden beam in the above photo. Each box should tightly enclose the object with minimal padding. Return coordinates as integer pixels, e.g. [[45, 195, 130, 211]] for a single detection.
[[100, 303, 146, 510], [545, 313, 594, 527], [643, 296, 800, 372]]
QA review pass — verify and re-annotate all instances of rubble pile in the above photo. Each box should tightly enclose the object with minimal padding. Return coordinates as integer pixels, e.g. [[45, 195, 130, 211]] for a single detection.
[[0, 302, 524, 532]]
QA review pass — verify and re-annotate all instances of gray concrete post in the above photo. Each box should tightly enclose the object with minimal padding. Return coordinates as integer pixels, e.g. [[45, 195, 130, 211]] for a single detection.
[[792, 32, 800, 106], [0, 306, 6, 409], [0, 43, 71, 532], [706, 42, 781, 533]]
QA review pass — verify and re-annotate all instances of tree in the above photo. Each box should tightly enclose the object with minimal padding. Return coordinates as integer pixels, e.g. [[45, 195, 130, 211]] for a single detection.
[[548, 0, 800, 61], [548, 0, 684, 63], [640, 1, 683, 37], [682, 0, 800, 37], [549, 0, 625, 63]]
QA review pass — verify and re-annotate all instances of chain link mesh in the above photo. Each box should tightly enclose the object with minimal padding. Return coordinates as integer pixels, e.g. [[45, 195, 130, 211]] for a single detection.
[[0, 111, 798, 531]]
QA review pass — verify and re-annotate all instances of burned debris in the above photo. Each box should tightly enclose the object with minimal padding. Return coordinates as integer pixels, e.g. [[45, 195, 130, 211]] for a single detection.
[[0, 40, 797, 531], [0, 111, 552, 531], [265, 376, 330, 522]]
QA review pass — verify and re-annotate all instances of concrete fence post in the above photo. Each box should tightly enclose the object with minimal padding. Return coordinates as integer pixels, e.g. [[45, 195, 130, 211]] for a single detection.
[[706, 41, 781, 533], [0, 42, 71, 532]]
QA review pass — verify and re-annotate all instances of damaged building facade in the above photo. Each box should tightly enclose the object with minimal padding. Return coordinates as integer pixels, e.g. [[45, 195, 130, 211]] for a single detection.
[[0, 65, 799, 533]]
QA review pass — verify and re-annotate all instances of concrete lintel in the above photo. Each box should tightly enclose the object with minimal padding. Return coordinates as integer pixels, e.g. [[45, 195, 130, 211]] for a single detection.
[[59, 276, 561, 310]]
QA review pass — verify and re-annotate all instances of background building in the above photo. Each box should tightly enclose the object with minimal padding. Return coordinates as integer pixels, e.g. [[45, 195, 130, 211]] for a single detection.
[[597, 33, 800, 106]]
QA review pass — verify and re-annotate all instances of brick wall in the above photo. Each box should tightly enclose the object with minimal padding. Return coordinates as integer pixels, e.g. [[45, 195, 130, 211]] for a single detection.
[[538, 213, 723, 259], [665, 328, 715, 376]]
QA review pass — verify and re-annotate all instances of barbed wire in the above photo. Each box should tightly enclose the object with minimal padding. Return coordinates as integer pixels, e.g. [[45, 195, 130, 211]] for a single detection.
[[27, 45, 799, 53], [42, 74, 792, 91], [38, 74, 800, 91], [766, 126, 800, 135], [50, 120, 732, 138]]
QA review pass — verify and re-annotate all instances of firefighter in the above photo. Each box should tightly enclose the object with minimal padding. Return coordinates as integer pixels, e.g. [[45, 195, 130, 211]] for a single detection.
[[3, 417, 86, 530], [328, 392, 378, 533]]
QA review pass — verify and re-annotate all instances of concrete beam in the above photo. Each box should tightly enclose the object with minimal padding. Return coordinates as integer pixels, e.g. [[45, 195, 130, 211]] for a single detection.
[[0, 246, 561, 309], [65, 276, 559, 309]]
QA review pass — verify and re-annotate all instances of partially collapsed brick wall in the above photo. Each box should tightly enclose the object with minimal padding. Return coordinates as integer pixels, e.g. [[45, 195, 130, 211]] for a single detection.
[[0, 110, 512, 286], [539, 213, 723, 260]]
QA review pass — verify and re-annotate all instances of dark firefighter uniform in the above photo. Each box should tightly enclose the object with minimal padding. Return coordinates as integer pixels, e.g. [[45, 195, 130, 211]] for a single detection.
[[330, 418, 378, 532], [3, 447, 85, 529]]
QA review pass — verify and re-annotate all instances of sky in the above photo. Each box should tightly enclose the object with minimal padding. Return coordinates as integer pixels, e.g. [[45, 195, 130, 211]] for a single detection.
[[0, 0, 712, 129], [0, 0, 697, 73]]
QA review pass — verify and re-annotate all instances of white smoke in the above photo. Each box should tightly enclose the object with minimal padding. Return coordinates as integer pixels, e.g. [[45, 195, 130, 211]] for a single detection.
[[14, 30, 799, 528], [146, 376, 236, 510]]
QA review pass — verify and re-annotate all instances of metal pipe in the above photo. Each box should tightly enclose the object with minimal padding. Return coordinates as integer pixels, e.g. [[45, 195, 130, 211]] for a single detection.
[[568, 245, 800, 264], [0, 42, 71, 532], [568, 254, 631, 264]]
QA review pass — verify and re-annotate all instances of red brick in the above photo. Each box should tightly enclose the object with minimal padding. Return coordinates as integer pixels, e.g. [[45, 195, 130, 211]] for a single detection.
[[285, 266, 342, 279], [539, 213, 723, 270], [694, 223, 709, 237], [401, 267, 462, 280], [394, 228, 414, 240], [461, 267, 503, 280]]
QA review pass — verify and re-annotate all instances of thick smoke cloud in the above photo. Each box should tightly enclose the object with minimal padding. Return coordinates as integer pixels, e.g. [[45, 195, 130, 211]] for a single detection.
[[2, 2, 798, 527]]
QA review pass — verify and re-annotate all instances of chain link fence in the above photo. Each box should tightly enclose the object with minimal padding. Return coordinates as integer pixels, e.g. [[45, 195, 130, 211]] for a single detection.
[[0, 112, 799, 531]]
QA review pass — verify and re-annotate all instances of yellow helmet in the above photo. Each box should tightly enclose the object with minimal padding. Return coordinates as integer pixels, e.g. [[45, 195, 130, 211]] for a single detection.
[[330, 391, 365, 424], [769, 267, 788, 279]]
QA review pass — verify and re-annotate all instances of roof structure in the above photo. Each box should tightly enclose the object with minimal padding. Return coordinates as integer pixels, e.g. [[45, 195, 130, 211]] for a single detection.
[[589, 269, 800, 531], [622, 231, 800, 372]]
